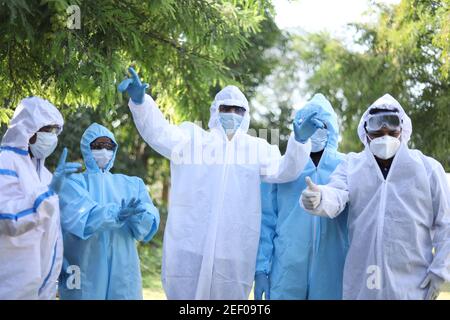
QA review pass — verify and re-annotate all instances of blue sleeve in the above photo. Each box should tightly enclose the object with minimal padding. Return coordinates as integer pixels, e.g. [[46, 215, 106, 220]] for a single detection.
[[255, 182, 278, 275], [58, 175, 123, 240], [125, 178, 160, 242]]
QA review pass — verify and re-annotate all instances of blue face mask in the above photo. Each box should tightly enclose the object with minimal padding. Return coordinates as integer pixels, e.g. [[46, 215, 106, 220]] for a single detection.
[[218, 113, 243, 135], [29, 132, 58, 159], [311, 128, 328, 152]]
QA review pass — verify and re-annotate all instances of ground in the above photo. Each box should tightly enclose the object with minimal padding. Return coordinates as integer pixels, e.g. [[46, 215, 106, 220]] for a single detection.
[[142, 282, 450, 300]]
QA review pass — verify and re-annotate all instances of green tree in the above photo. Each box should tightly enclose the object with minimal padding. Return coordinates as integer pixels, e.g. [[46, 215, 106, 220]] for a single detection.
[[0, 0, 287, 291], [258, 0, 449, 168]]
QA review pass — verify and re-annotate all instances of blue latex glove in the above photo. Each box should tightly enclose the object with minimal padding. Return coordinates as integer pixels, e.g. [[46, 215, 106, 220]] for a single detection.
[[293, 110, 325, 143], [118, 198, 146, 222], [49, 148, 82, 193], [254, 272, 270, 300], [117, 67, 149, 104]]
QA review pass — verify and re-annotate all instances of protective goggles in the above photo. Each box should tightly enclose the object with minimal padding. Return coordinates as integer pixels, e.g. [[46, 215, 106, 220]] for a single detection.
[[364, 112, 402, 133], [90, 140, 116, 150]]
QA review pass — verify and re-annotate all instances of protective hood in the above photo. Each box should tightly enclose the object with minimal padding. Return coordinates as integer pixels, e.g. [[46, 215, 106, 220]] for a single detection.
[[298, 93, 340, 151], [208, 85, 250, 133], [357, 94, 412, 146], [1, 96, 64, 151], [80, 123, 118, 173]]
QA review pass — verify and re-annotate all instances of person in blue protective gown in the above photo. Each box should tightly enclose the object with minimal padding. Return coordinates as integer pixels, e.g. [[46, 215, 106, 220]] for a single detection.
[[254, 94, 349, 300], [58, 123, 160, 300]]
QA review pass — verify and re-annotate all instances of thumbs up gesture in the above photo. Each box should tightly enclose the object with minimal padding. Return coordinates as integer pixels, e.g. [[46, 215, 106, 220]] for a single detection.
[[301, 176, 322, 210]]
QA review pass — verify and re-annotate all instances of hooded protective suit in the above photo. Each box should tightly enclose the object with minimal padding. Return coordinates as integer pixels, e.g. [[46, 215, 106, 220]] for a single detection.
[[58, 123, 160, 300], [256, 94, 349, 299], [0, 97, 64, 299], [128, 85, 311, 299], [303, 94, 450, 299]]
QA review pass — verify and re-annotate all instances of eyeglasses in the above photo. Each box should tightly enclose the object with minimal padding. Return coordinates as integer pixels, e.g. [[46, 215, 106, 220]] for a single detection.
[[39, 125, 61, 134], [365, 112, 402, 133], [90, 141, 116, 150], [219, 105, 246, 116]]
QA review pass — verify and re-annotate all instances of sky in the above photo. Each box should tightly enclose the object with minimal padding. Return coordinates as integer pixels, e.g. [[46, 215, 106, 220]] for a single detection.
[[273, 0, 401, 33]]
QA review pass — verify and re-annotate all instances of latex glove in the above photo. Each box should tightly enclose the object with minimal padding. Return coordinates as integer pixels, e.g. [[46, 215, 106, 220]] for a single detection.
[[254, 272, 270, 300], [118, 198, 146, 222], [293, 111, 324, 143], [420, 272, 444, 300], [301, 176, 322, 210], [117, 67, 149, 104], [49, 148, 82, 193]]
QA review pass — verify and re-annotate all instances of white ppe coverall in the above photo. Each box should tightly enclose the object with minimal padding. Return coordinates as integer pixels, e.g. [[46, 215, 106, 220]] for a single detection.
[[0, 97, 64, 299], [128, 86, 311, 299], [303, 94, 450, 299]]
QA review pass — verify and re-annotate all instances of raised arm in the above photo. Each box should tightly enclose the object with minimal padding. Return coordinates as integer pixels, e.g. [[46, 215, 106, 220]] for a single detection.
[[260, 133, 311, 183], [118, 67, 187, 159]]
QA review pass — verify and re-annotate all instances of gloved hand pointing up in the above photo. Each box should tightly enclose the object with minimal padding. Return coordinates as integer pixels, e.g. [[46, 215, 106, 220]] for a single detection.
[[49, 148, 81, 194], [118, 67, 149, 104], [293, 111, 324, 143]]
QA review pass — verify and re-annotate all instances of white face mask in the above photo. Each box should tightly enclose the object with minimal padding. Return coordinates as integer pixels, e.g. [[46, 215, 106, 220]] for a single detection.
[[311, 128, 328, 152], [91, 149, 114, 169], [29, 132, 58, 159], [368, 135, 401, 160]]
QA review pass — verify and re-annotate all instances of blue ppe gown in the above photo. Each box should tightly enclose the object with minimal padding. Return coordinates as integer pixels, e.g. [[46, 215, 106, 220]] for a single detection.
[[58, 123, 160, 299], [256, 94, 349, 299]]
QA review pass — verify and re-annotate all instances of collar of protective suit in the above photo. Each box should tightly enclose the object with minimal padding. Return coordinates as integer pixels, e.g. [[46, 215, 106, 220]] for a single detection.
[[80, 123, 118, 173]]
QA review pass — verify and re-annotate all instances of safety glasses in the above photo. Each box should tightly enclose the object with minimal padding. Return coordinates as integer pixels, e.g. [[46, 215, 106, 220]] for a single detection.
[[90, 141, 116, 151], [219, 105, 246, 116], [365, 112, 402, 133]]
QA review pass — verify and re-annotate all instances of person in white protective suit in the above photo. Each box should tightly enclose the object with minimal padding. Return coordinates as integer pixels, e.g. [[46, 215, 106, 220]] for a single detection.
[[301, 94, 450, 300], [0, 97, 80, 299], [117, 67, 320, 299]]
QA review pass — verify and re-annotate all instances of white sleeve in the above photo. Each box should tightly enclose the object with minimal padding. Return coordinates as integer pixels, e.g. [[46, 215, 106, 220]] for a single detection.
[[428, 161, 450, 282], [129, 94, 188, 160], [301, 156, 349, 218], [260, 133, 311, 184], [0, 162, 56, 237]]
